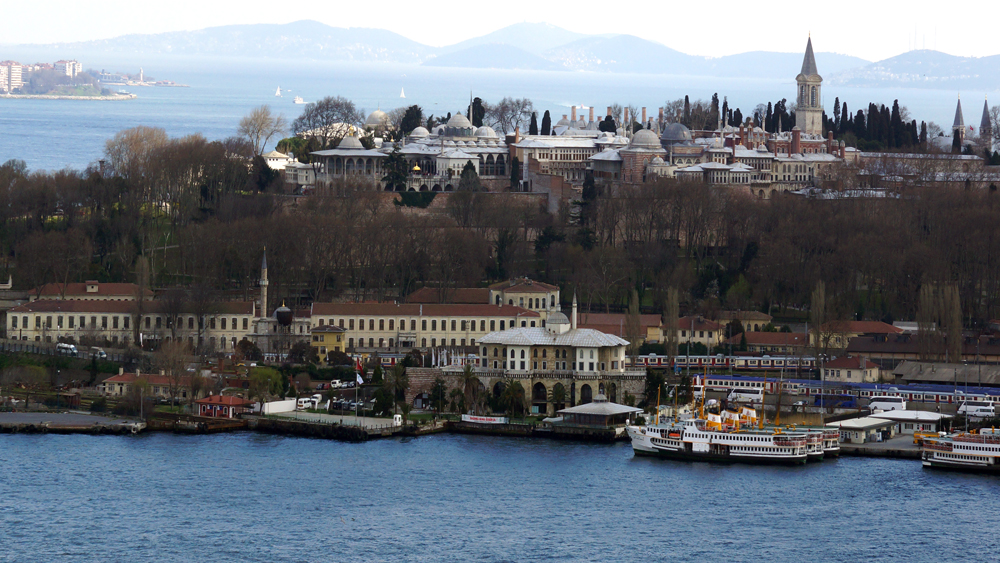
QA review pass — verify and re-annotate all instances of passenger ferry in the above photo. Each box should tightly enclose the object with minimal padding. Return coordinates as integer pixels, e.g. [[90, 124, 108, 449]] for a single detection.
[[628, 402, 811, 465], [921, 428, 1000, 473]]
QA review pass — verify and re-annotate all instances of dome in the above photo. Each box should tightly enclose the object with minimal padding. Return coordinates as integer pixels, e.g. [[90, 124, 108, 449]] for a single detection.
[[547, 312, 569, 325], [474, 126, 498, 138], [447, 113, 473, 128], [575, 119, 586, 129], [756, 144, 769, 153], [630, 128, 661, 149], [650, 156, 665, 165], [661, 122, 693, 143], [555, 116, 571, 127], [337, 135, 364, 149], [409, 126, 429, 138], [274, 305, 293, 327], [365, 109, 388, 127]]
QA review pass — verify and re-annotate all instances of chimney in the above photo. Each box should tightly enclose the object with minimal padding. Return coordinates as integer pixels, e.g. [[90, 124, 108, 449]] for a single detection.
[[588, 107, 594, 123], [607, 106, 612, 117], [571, 106, 577, 123], [739, 125, 745, 148], [624, 108, 629, 126], [791, 126, 802, 155], [840, 141, 846, 159], [641, 107, 647, 126], [571, 293, 578, 331], [827, 130, 834, 154], [658, 107, 664, 129]]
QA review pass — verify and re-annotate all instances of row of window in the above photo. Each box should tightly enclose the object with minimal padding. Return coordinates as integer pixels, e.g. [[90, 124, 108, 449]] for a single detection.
[[12, 314, 250, 333], [317, 317, 536, 332], [680, 330, 714, 338], [346, 337, 476, 349]]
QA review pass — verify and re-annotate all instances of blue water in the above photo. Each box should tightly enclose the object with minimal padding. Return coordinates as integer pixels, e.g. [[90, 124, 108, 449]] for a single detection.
[[0, 57, 994, 172], [1, 432, 997, 562]]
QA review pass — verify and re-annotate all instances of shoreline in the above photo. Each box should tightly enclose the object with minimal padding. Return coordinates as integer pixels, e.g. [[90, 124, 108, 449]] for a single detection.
[[1, 93, 137, 101]]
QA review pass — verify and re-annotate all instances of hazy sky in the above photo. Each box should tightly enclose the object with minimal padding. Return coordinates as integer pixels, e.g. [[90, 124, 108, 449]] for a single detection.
[[4, 0, 995, 61]]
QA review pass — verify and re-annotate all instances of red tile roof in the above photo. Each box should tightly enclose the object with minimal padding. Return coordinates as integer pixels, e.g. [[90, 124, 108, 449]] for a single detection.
[[725, 332, 808, 346], [577, 312, 661, 336], [825, 356, 879, 370], [406, 287, 491, 304], [103, 372, 191, 387], [11, 300, 254, 315], [678, 316, 722, 331], [196, 395, 253, 406], [820, 321, 902, 335], [488, 278, 559, 293], [311, 302, 538, 318]]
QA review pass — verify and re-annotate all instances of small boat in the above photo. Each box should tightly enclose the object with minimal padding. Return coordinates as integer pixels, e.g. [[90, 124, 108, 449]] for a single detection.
[[400, 87, 405, 98], [275, 87, 282, 97], [293, 96, 306, 104], [922, 428, 1000, 473]]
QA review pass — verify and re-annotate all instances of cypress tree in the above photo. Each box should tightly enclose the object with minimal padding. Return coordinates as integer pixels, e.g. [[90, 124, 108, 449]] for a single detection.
[[529, 112, 538, 135], [855, 110, 866, 139], [919, 121, 928, 146], [765, 102, 773, 133], [721, 97, 729, 128], [541, 110, 551, 136], [733, 108, 743, 126], [833, 97, 841, 133], [599, 116, 616, 133]]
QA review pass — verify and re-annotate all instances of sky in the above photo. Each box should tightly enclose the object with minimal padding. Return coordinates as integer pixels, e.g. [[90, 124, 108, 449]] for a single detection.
[[2, 0, 996, 62]]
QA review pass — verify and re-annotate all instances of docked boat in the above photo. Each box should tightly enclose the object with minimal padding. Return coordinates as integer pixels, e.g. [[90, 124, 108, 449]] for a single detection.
[[628, 415, 810, 465], [922, 428, 1000, 473]]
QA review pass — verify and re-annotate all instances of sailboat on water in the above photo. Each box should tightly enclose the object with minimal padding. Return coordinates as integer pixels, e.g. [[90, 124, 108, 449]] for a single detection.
[[400, 87, 405, 99], [275, 87, 282, 97]]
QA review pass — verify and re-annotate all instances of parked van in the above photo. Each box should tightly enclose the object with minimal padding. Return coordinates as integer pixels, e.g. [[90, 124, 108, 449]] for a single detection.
[[692, 385, 704, 401], [868, 396, 907, 411], [330, 380, 343, 389], [296, 397, 317, 410], [55, 343, 78, 357], [90, 347, 107, 359], [958, 401, 996, 418]]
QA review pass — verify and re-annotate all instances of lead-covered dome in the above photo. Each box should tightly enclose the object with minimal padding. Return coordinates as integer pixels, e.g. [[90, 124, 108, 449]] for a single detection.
[[661, 122, 693, 143], [474, 126, 498, 138], [630, 128, 661, 149], [447, 113, 473, 128], [365, 109, 388, 127], [409, 126, 430, 138], [337, 135, 364, 149]]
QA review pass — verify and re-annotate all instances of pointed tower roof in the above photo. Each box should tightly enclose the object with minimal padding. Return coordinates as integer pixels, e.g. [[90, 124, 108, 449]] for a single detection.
[[981, 96, 991, 133], [800, 36, 819, 76], [953, 96, 965, 129]]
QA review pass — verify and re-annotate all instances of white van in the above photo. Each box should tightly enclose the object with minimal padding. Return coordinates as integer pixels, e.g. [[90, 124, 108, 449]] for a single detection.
[[958, 401, 996, 418], [55, 343, 78, 356], [868, 396, 907, 411], [727, 388, 764, 404], [296, 397, 317, 410]]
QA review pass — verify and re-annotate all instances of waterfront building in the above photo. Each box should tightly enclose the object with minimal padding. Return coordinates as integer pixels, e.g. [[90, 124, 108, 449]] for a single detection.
[[891, 360, 1000, 387], [0, 61, 23, 92], [196, 395, 254, 418], [53, 60, 82, 78], [826, 416, 897, 444], [811, 320, 903, 350], [724, 332, 809, 355], [474, 295, 646, 415], [263, 150, 293, 170], [869, 410, 951, 435], [553, 393, 643, 436], [100, 371, 205, 402]]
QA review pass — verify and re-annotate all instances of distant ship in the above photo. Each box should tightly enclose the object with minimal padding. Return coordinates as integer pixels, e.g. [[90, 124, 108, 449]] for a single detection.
[[275, 87, 282, 97], [400, 87, 405, 98], [293, 96, 306, 104]]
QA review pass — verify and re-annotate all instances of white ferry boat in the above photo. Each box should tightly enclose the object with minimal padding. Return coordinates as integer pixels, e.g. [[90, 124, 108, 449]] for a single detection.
[[922, 428, 1000, 473], [628, 416, 810, 465], [293, 96, 306, 104]]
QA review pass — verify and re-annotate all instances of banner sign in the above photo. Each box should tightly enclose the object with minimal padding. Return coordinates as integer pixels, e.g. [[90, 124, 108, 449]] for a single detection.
[[461, 415, 509, 424]]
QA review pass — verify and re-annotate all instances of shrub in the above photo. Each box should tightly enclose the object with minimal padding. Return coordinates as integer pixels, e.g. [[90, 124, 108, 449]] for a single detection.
[[90, 397, 107, 413]]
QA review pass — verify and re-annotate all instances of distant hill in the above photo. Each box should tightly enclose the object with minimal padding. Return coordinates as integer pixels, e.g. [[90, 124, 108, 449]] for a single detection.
[[437, 23, 592, 57], [36, 20, 432, 63], [425, 44, 562, 71], [827, 50, 1000, 89], [704, 51, 871, 79], [544, 35, 694, 73]]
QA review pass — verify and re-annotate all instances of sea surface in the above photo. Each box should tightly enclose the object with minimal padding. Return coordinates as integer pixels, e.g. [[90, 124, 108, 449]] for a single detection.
[[0, 57, 993, 172], [0, 432, 997, 562]]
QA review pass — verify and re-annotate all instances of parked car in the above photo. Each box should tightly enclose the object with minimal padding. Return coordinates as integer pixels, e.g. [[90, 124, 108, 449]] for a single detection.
[[56, 343, 78, 357]]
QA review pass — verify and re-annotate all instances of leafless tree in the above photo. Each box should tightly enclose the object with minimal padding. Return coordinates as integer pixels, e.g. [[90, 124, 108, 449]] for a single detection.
[[291, 96, 364, 147], [238, 105, 287, 156], [484, 97, 534, 135]]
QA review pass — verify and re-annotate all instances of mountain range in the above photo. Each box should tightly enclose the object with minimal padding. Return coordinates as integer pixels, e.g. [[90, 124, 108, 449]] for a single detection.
[[12, 20, 1000, 88]]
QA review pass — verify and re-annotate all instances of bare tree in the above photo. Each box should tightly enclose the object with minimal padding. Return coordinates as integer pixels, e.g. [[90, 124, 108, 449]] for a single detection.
[[484, 97, 534, 134], [291, 96, 364, 147], [104, 126, 169, 182], [238, 105, 287, 156]]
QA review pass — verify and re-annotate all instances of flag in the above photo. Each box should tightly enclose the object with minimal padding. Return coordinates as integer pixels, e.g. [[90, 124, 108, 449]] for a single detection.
[[356, 372, 364, 385]]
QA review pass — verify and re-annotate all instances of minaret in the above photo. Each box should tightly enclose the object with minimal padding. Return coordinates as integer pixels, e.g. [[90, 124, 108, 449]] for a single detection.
[[953, 95, 965, 152], [795, 36, 823, 136], [571, 293, 578, 331], [260, 247, 269, 317], [981, 96, 993, 152]]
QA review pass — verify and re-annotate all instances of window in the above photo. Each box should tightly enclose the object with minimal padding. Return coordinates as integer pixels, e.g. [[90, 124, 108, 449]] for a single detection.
[[431, 320, 437, 331], [339, 319, 345, 328], [379, 319, 384, 330], [102, 316, 108, 329], [232, 318, 237, 330], [349, 338, 355, 348], [533, 349, 538, 357], [45, 316, 52, 329], [358, 318, 365, 331], [431, 338, 436, 347], [422, 320, 427, 330], [76, 316, 82, 328], [471, 339, 475, 346], [480, 320, 485, 332], [369, 319, 374, 331], [699, 331, 704, 338], [461, 320, 467, 331], [520, 361, 525, 370], [124, 317, 130, 329], [589, 362, 594, 371], [91, 316, 96, 329], [145, 317, 151, 329], [368, 338, 374, 347], [490, 320, 495, 331], [210, 318, 216, 330], [57, 316, 63, 329], [188, 317, 194, 329], [500, 321, 505, 330], [221, 318, 227, 330], [410, 320, 416, 331], [520, 350, 525, 359], [681, 330, 686, 337], [389, 319, 394, 330], [242, 318, 248, 330], [10, 316, 16, 329], [451, 339, 456, 346], [451, 320, 456, 331], [542, 362, 547, 370], [533, 361, 537, 369]]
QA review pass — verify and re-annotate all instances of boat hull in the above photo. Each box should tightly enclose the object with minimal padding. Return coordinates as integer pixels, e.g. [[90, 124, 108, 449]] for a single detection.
[[633, 445, 808, 466], [922, 458, 1000, 473]]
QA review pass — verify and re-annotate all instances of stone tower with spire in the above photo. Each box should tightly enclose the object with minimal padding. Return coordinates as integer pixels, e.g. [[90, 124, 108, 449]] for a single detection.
[[259, 247, 269, 317], [952, 96, 965, 153], [795, 36, 823, 136]]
